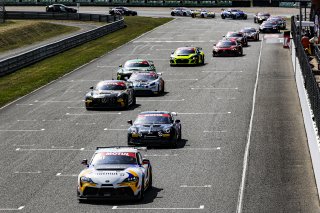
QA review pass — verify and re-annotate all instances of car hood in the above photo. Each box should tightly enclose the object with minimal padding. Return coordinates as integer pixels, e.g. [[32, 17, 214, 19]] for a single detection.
[[172, 53, 196, 58], [79, 164, 141, 185], [86, 90, 122, 98], [131, 124, 173, 132], [118, 67, 154, 74]]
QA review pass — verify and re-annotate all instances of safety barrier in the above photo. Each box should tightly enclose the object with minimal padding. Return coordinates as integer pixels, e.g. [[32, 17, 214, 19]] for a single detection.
[[291, 15, 320, 201], [0, 12, 124, 76]]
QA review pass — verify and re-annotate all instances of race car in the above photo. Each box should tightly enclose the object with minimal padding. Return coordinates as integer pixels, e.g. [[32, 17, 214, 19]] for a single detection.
[[254, 12, 271, 24], [45, 4, 77, 13], [171, 7, 192, 16], [170, 47, 205, 66], [267, 16, 286, 30], [221, 8, 247, 20], [128, 71, 165, 95], [77, 146, 152, 201], [127, 111, 182, 148], [191, 9, 215, 18], [240, 27, 259, 41], [259, 21, 280, 33], [85, 80, 136, 110], [225, 31, 248, 47], [212, 40, 243, 57], [109, 7, 137, 16], [117, 59, 156, 80]]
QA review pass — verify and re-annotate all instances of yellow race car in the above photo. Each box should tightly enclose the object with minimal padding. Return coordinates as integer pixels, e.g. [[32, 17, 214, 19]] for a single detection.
[[170, 47, 205, 66]]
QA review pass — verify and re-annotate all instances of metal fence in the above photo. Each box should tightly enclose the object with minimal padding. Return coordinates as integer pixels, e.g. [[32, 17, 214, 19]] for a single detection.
[[0, 13, 124, 76], [291, 16, 320, 136]]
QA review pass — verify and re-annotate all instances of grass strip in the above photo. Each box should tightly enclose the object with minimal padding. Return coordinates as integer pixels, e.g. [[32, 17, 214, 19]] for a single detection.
[[0, 20, 79, 52], [0, 16, 172, 107]]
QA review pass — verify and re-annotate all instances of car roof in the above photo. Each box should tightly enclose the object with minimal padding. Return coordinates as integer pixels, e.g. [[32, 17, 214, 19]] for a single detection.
[[126, 59, 150, 63], [132, 71, 157, 75], [95, 147, 139, 154], [97, 80, 126, 84], [139, 111, 172, 115]]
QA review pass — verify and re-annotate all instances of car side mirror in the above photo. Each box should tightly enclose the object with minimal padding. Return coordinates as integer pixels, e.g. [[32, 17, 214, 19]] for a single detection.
[[142, 159, 150, 165], [119, 64, 123, 67], [158, 72, 162, 76], [89, 86, 94, 90], [81, 159, 88, 166], [127, 120, 133, 125], [175, 119, 180, 123], [171, 51, 174, 54]]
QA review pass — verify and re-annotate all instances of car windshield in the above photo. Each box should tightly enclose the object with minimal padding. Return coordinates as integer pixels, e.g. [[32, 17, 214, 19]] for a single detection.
[[91, 152, 137, 165], [134, 114, 171, 124], [96, 82, 126, 90], [227, 32, 242, 37], [130, 74, 157, 81], [241, 28, 255, 33], [175, 48, 196, 55], [263, 22, 274, 26], [124, 61, 150, 68], [216, 41, 236, 47], [258, 13, 269, 16]]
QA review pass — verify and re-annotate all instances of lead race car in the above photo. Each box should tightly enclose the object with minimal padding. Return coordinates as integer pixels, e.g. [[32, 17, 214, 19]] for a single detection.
[[77, 146, 152, 201], [127, 111, 181, 148], [85, 80, 136, 110], [170, 47, 205, 66], [117, 59, 156, 80], [128, 71, 165, 95]]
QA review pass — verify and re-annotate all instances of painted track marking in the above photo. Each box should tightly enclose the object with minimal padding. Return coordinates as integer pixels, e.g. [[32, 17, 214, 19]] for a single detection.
[[112, 205, 204, 210]]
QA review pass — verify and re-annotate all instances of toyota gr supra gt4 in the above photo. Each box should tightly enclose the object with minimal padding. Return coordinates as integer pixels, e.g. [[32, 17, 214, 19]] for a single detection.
[[171, 7, 192, 16], [170, 47, 205, 66], [267, 16, 286, 30], [254, 12, 271, 24], [128, 71, 165, 95], [212, 40, 243, 57], [225, 32, 248, 47], [117, 59, 156, 80], [109, 7, 137, 16], [127, 111, 182, 148], [46, 4, 77, 13], [259, 21, 280, 33], [191, 9, 215, 18], [85, 80, 136, 110], [77, 146, 152, 201], [221, 8, 247, 19], [240, 27, 260, 41]]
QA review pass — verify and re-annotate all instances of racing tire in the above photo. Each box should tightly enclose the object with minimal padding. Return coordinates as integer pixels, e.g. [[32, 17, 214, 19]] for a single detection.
[[201, 56, 205, 65], [232, 15, 236, 19], [124, 96, 129, 110], [183, 12, 187, 16], [171, 134, 178, 148], [238, 49, 243, 56], [171, 12, 175, 16], [160, 82, 165, 94], [201, 14, 204, 18], [254, 18, 257, 23], [243, 16, 247, 20], [221, 15, 225, 19], [148, 168, 153, 190], [132, 95, 136, 106], [178, 129, 182, 141], [127, 135, 133, 145], [136, 179, 145, 201]]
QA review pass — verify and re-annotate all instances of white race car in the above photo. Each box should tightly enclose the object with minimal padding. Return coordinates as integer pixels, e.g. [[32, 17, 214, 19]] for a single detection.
[[77, 146, 152, 202], [128, 71, 165, 95], [192, 9, 215, 18], [171, 7, 192, 16]]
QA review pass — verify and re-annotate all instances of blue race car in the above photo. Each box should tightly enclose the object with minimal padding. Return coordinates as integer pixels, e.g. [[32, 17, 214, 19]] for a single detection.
[[221, 8, 247, 20]]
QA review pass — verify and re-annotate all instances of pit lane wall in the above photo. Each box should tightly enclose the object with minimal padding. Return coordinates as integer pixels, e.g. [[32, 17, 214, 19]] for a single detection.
[[0, 12, 124, 76], [290, 39, 320, 201]]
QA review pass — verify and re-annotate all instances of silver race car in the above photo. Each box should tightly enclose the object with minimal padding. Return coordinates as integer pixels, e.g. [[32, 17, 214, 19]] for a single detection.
[[128, 71, 165, 95], [77, 146, 152, 202]]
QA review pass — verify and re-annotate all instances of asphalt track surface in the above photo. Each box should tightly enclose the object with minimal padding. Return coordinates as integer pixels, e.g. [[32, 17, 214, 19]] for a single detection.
[[1, 15, 320, 212]]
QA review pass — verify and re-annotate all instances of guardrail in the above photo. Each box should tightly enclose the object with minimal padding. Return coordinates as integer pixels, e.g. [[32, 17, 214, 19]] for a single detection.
[[0, 12, 124, 76], [291, 16, 320, 137]]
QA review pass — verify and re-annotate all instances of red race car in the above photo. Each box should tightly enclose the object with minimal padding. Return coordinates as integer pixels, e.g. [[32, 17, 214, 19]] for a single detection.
[[212, 39, 243, 57]]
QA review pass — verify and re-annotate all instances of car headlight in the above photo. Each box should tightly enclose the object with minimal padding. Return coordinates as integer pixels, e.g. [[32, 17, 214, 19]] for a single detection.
[[122, 176, 138, 183], [130, 127, 138, 134], [192, 56, 197, 60], [80, 176, 95, 183], [164, 128, 171, 134]]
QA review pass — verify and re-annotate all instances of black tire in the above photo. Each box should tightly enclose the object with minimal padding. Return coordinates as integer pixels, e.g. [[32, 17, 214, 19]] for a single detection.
[[171, 12, 175, 16], [239, 48, 243, 56], [201, 56, 205, 65], [254, 18, 257, 23], [132, 95, 136, 106], [201, 14, 204, 18], [171, 134, 178, 148], [136, 179, 145, 201], [161, 81, 165, 94], [183, 12, 187, 16], [148, 168, 153, 190], [243, 16, 247, 20], [178, 129, 182, 141], [232, 15, 236, 19], [221, 15, 225, 19], [124, 96, 129, 110]]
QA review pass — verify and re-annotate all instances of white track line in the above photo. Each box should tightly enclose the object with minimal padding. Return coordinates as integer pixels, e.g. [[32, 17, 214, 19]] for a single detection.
[[180, 185, 211, 188], [137, 99, 185, 102], [66, 112, 121, 115], [236, 36, 263, 213], [202, 70, 243, 73], [178, 112, 231, 115], [14, 171, 41, 174], [112, 205, 204, 210], [104, 128, 127, 131], [15, 148, 86, 151], [191, 87, 238, 90], [0, 206, 25, 211], [0, 129, 45, 132], [56, 173, 77, 177]]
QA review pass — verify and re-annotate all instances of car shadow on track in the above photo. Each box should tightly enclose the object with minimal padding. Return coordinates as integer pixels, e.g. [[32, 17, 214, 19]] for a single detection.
[[79, 187, 163, 206]]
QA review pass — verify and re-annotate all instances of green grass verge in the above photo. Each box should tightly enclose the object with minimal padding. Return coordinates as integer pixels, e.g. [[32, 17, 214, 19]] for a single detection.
[[0, 20, 79, 52], [0, 16, 173, 107]]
